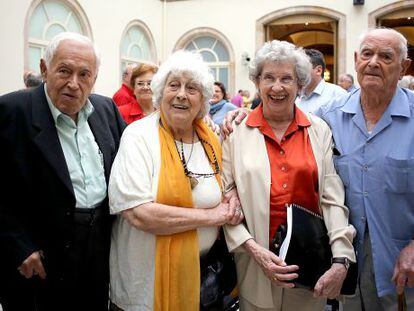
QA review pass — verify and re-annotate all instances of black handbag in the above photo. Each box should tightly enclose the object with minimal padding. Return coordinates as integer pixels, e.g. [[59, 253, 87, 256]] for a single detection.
[[200, 229, 238, 311], [270, 204, 358, 295]]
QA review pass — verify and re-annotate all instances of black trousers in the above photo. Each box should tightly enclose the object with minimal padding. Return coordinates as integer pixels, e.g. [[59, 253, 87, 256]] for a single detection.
[[1, 206, 111, 311]]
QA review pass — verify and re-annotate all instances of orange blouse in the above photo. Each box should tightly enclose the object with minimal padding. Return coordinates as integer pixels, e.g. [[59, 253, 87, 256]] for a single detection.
[[246, 105, 320, 242]]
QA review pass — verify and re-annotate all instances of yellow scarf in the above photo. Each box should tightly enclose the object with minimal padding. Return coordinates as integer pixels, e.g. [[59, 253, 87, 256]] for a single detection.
[[154, 111, 222, 311]]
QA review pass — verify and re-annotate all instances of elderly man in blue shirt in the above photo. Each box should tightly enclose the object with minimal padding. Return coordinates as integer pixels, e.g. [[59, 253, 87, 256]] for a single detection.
[[317, 28, 414, 311]]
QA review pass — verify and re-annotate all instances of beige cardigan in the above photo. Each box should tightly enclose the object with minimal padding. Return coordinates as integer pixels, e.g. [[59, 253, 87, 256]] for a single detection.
[[222, 113, 356, 308]]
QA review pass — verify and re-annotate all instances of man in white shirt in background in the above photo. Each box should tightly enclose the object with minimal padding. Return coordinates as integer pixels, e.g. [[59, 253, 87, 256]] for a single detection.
[[296, 48, 347, 113]]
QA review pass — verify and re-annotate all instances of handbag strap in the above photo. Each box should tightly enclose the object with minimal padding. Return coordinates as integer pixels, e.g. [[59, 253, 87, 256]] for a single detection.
[[398, 292, 407, 311]]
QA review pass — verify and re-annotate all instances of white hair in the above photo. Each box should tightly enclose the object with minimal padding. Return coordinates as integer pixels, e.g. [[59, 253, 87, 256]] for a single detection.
[[249, 40, 312, 89], [151, 50, 215, 119], [398, 75, 414, 90], [357, 27, 408, 61], [43, 32, 101, 70]]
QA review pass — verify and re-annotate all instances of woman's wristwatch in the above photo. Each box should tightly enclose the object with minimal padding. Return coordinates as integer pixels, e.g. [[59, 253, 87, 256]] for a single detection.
[[332, 257, 350, 269]]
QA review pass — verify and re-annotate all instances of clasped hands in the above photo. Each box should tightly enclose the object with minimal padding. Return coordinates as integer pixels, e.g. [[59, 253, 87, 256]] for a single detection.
[[246, 240, 347, 299], [218, 188, 244, 226]]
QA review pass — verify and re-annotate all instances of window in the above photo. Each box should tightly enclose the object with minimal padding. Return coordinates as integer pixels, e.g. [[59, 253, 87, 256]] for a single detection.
[[120, 23, 156, 76], [184, 36, 230, 89], [27, 0, 87, 72]]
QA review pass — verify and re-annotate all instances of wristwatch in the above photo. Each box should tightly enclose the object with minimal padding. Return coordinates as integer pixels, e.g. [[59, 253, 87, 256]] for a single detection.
[[332, 257, 350, 269]]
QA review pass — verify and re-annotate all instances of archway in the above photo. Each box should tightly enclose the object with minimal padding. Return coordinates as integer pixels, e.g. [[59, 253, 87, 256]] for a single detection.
[[256, 6, 346, 83]]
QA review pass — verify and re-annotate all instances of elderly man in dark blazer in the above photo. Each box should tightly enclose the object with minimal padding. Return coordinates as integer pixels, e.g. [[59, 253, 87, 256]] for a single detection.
[[0, 32, 125, 311]]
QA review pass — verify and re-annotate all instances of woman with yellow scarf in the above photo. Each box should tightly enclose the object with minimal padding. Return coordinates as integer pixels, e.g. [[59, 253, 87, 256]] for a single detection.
[[108, 50, 243, 311]]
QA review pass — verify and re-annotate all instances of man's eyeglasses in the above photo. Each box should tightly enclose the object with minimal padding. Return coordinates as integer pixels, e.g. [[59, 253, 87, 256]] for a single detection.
[[135, 80, 151, 88]]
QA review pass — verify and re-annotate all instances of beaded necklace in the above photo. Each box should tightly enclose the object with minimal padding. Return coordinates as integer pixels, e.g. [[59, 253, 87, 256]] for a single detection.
[[177, 137, 220, 189], [160, 118, 220, 189]]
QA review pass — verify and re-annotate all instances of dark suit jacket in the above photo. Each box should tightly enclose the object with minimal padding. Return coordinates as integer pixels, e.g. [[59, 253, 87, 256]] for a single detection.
[[0, 84, 125, 309]]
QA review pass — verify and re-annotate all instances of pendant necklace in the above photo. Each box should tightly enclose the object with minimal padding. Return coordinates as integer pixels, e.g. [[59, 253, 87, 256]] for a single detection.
[[176, 130, 199, 189]]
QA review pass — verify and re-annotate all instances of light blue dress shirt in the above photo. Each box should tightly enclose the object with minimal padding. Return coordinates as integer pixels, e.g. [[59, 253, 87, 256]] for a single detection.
[[317, 87, 414, 297], [296, 79, 347, 113], [209, 100, 237, 125], [44, 84, 107, 208]]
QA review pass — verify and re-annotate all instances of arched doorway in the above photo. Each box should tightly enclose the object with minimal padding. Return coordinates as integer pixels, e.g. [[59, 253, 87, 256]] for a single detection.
[[256, 7, 345, 84], [370, 1, 414, 75]]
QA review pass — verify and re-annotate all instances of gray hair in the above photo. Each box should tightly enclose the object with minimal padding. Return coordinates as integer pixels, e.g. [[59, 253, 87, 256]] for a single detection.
[[249, 40, 312, 89], [344, 73, 354, 84], [43, 32, 101, 72], [151, 50, 215, 119], [25, 72, 43, 88], [398, 75, 414, 90], [357, 27, 408, 61]]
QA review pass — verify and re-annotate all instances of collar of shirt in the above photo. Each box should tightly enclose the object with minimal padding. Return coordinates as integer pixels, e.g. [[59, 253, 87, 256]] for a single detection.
[[246, 104, 311, 141], [301, 79, 325, 100], [44, 83, 94, 128], [340, 87, 410, 118]]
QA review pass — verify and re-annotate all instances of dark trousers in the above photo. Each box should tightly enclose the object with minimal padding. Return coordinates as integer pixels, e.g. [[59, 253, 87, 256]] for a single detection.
[[1, 206, 111, 311]]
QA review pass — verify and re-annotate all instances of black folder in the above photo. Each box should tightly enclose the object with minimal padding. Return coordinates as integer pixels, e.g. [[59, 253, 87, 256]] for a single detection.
[[270, 204, 357, 295]]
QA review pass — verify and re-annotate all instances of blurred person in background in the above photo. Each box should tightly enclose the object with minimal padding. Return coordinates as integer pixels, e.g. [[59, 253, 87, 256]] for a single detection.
[[113, 63, 137, 107], [118, 63, 158, 124], [23, 71, 42, 88], [250, 91, 262, 110], [296, 49, 346, 113], [338, 73, 357, 93], [209, 81, 237, 126], [231, 89, 243, 107], [398, 74, 414, 91], [242, 90, 251, 108]]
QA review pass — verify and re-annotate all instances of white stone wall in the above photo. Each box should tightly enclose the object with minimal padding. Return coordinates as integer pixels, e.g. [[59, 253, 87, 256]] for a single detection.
[[0, 0, 408, 97]]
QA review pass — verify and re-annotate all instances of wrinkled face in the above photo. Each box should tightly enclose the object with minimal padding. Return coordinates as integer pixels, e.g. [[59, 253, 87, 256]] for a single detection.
[[338, 75, 352, 90], [40, 40, 97, 121], [211, 85, 224, 104], [258, 61, 299, 116], [355, 31, 410, 95], [160, 72, 204, 130], [133, 71, 154, 103]]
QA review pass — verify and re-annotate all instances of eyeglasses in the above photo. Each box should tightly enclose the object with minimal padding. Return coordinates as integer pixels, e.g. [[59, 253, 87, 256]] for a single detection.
[[166, 81, 201, 95], [135, 80, 151, 88], [259, 74, 296, 86]]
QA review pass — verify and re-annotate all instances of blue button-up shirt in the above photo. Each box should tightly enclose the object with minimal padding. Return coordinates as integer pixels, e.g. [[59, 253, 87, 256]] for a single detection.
[[317, 87, 414, 297]]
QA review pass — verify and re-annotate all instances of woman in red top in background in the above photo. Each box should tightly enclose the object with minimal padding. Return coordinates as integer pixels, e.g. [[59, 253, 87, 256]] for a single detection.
[[118, 63, 158, 124]]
